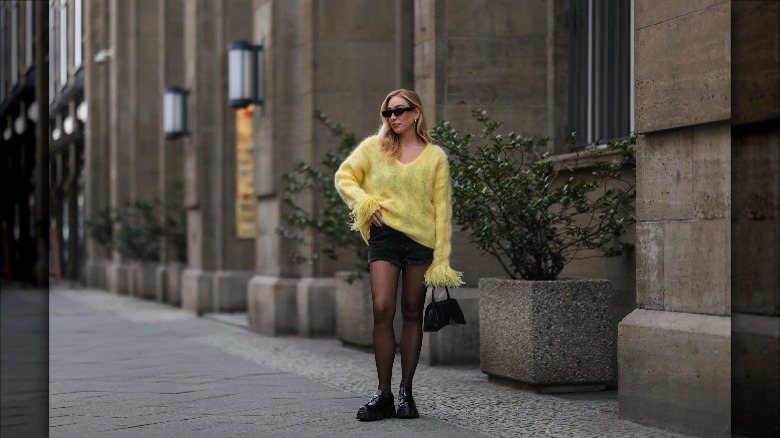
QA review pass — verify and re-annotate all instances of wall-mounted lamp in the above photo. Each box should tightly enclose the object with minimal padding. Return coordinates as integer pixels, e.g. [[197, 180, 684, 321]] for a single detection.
[[76, 101, 88, 122], [28, 101, 39, 123], [163, 86, 190, 139], [14, 114, 26, 135], [228, 40, 264, 109]]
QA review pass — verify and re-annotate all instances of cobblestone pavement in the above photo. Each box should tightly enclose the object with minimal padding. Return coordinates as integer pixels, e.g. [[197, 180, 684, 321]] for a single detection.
[[49, 283, 690, 437]]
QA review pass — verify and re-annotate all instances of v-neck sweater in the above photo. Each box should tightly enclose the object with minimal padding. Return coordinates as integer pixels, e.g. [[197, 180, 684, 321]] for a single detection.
[[335, 135, 464, 287]]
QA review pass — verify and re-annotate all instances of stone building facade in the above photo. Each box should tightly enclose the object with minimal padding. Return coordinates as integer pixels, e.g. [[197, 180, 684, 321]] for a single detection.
[[72, 0, 777, 436], [0, 1, 49, 286]]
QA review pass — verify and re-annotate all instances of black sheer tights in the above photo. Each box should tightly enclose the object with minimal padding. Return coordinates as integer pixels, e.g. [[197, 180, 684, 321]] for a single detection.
[[369, 261, 429, 393]]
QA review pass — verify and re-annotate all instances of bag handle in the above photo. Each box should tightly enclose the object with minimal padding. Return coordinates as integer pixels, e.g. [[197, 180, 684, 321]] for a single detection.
[[429, 286, 451, 303]]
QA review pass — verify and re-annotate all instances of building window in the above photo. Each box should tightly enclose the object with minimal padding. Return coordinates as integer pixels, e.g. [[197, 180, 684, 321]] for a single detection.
[[74, 0, 82, 67], [11, 1, 18, 86], [49, 1, 56, 100], [25, 0, 33, 70], [60, 0, 68, 87], [567, 0, 633, 148], [1, 4, 6, 103]]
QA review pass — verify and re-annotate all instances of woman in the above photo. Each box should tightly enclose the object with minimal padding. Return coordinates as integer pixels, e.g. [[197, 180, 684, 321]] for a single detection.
[[335, 89, 464, 421]]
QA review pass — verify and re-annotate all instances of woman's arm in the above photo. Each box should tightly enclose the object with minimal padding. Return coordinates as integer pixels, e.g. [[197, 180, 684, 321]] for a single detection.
[[334, 138, 381, 233]]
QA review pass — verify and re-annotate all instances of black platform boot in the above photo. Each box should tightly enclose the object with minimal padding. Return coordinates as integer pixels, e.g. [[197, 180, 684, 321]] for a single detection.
[[356, 389, 395, 421], [396, 387, 419, 419]]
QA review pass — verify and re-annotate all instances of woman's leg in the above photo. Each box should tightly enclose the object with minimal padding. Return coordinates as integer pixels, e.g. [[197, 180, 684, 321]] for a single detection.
[[398, 263, 429, 389], [369, 261, 400, 392]]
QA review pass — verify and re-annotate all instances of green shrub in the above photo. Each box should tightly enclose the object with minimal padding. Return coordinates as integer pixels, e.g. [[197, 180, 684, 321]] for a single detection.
[[276, 111, 367, 282], [85, 205, 115, 253], [86, 193, 187, 264], [113, 199, 163, 262], [431, 109, 636, 281]]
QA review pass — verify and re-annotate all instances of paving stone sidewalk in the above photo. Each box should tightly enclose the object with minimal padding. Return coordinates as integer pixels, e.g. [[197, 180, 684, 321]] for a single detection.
[[48, 283, 689, 437]]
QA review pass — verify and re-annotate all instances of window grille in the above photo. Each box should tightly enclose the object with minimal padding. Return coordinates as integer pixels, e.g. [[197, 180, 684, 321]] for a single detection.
[[60, 0, 68, 86], [567, 0, 633, 148]]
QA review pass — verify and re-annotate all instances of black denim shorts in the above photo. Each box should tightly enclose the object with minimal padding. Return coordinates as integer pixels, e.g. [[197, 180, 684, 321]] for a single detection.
[[367, 224, 434, 268]]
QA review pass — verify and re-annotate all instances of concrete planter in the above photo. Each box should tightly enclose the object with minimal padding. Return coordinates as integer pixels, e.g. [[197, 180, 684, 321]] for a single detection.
[[132, 261, 157, 300], [335, 271, 401, 349], [420, 287, 481, 366], [164, 262, 184, 306], [295, 277, 336, 338], [479, 278, 615, 391]]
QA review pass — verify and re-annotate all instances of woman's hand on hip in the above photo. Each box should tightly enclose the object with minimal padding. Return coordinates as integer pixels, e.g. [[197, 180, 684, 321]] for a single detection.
[[370, 211, 384, 227]]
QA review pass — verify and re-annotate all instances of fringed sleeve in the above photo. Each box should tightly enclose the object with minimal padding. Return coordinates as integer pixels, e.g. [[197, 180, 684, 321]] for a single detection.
[[334, 137, 380, 243], [424, 148, 464, 287], [424, 263, 464, 287]]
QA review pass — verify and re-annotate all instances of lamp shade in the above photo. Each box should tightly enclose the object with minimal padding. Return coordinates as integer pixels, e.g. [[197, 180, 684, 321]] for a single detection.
[[163, 86, 190, 139], [228, 40, 264, 109], [63, 115, 74, 135], [14, 114, 26, 134]]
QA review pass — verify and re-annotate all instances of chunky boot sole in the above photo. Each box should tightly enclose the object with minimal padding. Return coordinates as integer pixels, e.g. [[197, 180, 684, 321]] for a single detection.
[[356, 405, 396, 421], [396, 406, 419, 419]]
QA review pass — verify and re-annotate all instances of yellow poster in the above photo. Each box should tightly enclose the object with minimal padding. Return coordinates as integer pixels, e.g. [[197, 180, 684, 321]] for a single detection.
[[236, 105, 256, 239]]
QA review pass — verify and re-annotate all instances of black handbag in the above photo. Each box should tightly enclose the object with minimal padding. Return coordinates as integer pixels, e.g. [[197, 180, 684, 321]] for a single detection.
[[423, 286, 466, 332]]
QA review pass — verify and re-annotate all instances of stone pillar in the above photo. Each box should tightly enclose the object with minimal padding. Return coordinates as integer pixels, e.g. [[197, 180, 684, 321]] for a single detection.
[[415, 0, 553, 286], [106, 0, 135, 294], [156, 0, 185, 306], [103, 0, 164, 297], [247, 0, 402, 336], [730, 1, 779, 436], [181, 0, 254, 315], [66, 139, 80, 281], [33, 1, 49, 286], [83, 0, 111, 289], [618, 2, 732, 436]]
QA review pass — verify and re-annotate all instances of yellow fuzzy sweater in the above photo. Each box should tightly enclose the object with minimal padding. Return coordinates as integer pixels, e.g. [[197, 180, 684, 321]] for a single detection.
[[334, 135, 464, 287]]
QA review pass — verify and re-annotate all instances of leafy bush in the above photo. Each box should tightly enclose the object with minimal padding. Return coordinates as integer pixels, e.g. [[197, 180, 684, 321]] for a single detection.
[[276, 111, 368, 281], [161, 187, 187, 263], [431, 110, 636, 281], [85, 205, 115, 253], [86, 194, 187, 264], [113, 199, 163, 262]]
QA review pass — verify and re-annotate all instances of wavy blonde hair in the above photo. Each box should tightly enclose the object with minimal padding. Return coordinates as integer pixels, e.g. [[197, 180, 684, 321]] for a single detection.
[[376, 89, 432, 158]]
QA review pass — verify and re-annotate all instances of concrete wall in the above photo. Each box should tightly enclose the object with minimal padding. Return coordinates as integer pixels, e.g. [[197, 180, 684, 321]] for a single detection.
[[414, 0, 572, 287], [247, 0, 405, 334], [619, 1, 733, 436], [620, 1, 779, 436], [181, 0, 255, 314], [83, 0, 111, 288]]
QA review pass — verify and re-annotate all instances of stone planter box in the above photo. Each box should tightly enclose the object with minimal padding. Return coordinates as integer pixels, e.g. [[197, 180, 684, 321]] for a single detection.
[[335, 271, 401, 349], [131, 262, 157, 300], [296, 277, 336, 338], [420, 287, 480, 366], [248, 276, 337, 337], [157, 261, 184, 306], [479, 278, 615, 391]]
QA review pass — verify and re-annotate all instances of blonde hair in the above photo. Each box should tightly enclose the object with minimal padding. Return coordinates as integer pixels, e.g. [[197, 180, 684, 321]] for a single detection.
[[376, 89, 432, 158]]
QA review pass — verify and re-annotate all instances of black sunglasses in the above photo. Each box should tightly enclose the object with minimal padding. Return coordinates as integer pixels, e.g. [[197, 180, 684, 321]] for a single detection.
[[382, 106, 416, 118]]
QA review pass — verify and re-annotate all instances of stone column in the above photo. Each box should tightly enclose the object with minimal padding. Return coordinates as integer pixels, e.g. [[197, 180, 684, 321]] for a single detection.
[[100, 0, 165, 297], [83, 0, 111, 288], [181, 0, 255, 315], [156, 0, 185, 306], [618, 2, 732, 436], [32, 1, 49, 286], [106, 0, 135, 294], [247, 0, 402, 336]]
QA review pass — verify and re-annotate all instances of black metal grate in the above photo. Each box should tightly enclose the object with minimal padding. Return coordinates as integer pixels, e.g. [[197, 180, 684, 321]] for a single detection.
[[568, 0, 632, 148]]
